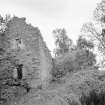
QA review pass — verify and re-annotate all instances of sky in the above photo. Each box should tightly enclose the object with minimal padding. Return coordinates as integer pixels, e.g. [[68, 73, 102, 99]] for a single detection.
[[0, 0, 101, 52]]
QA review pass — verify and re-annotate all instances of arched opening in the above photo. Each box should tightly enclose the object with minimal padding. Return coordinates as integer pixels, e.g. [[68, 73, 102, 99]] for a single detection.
[[16, 64, 23, 79]]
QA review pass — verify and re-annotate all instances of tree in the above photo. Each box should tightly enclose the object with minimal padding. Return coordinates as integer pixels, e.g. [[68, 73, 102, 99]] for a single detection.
[[93, 0, 105, 53], [53, 28, 72, 57], [75, 35, 96, 69], [75, 49, 96, 70], [94, 0, 105, 23], [81, 22, 105, 56], [76, 35, 94, 50], [80, 0, 105, 68]]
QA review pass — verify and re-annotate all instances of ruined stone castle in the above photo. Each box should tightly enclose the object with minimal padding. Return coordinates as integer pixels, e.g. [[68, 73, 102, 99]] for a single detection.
[[5, 17, 52, 88]]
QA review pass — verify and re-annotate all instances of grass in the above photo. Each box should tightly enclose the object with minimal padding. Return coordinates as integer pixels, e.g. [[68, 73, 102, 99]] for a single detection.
[[13, 69, 105, 105]]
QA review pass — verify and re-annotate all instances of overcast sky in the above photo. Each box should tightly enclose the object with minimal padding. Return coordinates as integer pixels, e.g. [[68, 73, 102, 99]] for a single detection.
[[0, 0, 101, 52]]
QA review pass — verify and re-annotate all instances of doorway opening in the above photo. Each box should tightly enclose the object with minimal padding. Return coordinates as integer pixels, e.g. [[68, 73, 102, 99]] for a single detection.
[[16, 64, 23, 79]]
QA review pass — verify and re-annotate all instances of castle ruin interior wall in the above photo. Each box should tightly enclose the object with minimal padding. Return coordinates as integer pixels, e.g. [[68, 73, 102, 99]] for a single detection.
[[5, 17, 52, 88]]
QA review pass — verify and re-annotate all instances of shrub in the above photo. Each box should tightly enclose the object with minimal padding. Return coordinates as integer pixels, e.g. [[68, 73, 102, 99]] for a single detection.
[[79, 89, 105, 105], [51, 49, 96, 81]]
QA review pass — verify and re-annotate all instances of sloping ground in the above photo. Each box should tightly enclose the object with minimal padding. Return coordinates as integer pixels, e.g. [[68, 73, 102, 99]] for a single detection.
[[15, 69, 105, 105]]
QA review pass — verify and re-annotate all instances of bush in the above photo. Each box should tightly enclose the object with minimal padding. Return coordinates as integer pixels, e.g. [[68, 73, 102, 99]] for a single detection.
[[51, 49, 96, 81], [51, 54, 76, 81], [79, 89, 105, 105]]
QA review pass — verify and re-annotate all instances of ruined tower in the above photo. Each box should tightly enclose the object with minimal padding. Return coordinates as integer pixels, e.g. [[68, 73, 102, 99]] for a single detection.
[[5, 17, 52, 88]]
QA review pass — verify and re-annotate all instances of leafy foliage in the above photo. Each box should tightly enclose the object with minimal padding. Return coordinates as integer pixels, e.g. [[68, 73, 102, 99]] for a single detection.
[[64, 70, 105, 105], [51, 48, 96, 81], [81, 22, 105, 54], [79, 89, 105, 105], [51, 54, 77, 80], [0, 14, 11, 33], [81, 0, 105, 68], [76, 36, 94, 50], [94, 0, 105, 23], [53, 28, 72, 56], [75, 49, 96, 69]]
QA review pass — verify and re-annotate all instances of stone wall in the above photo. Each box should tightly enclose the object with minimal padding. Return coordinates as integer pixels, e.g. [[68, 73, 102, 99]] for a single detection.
[[39, 36, 52, 87], [5, 17, 52, 88]]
